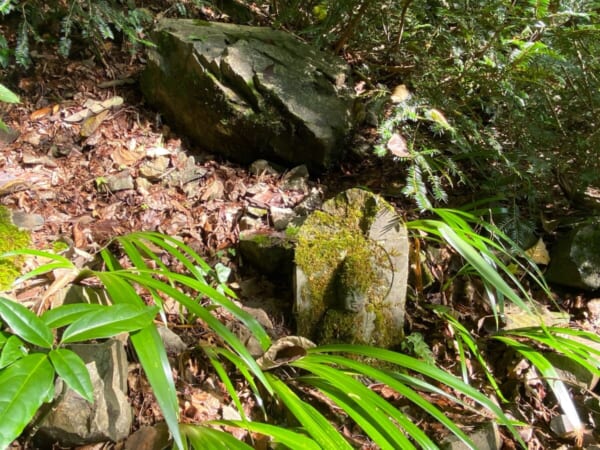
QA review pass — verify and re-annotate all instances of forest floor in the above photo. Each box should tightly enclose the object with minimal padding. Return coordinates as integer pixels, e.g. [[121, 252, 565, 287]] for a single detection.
[[0, 26, 598, 450]]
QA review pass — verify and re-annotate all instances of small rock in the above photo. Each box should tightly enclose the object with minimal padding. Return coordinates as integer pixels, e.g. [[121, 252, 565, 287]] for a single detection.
[[587, 298, 600, 324], [238, 215, 262, 231], [293, 188, 323, 216], [238, 231, 295, 278], [166, 155, 208, 185], [281, 165, 309, 192], [10, 210, 44, 230], [546, 223, 600, 290], [249, 159, 282, 176], [139, 156, 170, 181], [136, 176, 152, 194], [549, 414, 581, 438], [125, 423, 170, 450], [104, 170, 134, 191], [35, 340, 132, 447], [0, 125, 20, 144], [270, 206, 296, 230], [441, 422, 501, 450], [22, 152, 57, 167], [157, 325, 188, 354]]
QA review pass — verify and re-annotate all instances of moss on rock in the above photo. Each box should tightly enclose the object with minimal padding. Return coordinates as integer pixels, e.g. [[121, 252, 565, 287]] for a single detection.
[[294, 189, 400, 346], [0, 206, 31, 290]]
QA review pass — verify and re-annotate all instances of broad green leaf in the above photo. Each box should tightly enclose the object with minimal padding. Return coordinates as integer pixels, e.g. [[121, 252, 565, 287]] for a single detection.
[[61, 304, 159, 343], [0, 83, 19, 103], [49, 349, 94, 403], [42, 303, 106, 328], [0, 354, 55, 449], [0, 297, 53, 348], [210, 420, 321, 450], [267, 374, 353, 450], [130, 325, 183, 450], [0, 335, 28, 369], [180, 424, 254, 449]]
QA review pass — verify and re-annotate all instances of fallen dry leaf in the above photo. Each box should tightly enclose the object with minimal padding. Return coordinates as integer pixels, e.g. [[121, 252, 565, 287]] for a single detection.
[[80, 109, 109, 137], [387, 132, 410, 157]]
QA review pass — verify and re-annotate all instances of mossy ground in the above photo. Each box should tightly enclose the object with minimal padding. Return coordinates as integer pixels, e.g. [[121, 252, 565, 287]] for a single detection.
[[0, 206, 31, 290]]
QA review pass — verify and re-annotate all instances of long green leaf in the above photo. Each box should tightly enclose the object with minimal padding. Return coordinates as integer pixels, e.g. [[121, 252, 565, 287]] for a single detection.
[[49, 348, 94, 403], [310, 344, 524, 445], [266, 374, 353, 450], [109, 272, 272, 395], [301, 353, 475, 449], [180, 424, 254, 449], [41, 303, 106, 328], [493, 336, 583, 433], [0, 354, 55, 449], [96, 273, 184, 450], [294, 359, 419, 450], [0, 83, 19, 103], [131, 325, 184, 450], [210, 420, 322, 450], [61, 304, 159, 343], [0, 296, 53, 348]]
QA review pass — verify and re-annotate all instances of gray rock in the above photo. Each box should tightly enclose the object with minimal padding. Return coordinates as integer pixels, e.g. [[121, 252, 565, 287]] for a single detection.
[[104, 170, 134, 192], [141, 19, 358, 171], [35, 340, 132, 447], [10, 210, 44, 230], [125, 423, 170, 450], [441, 422, 501, 450], [157, 325, 188, 354], [238, 230, 295, 278], [270, 206, 296, 230], [294, 188, 409, 347], [139, 156, 170, 181], [249, 159, 282, 176], [281, 165, 309, 192], [546, 223, 600, 290]]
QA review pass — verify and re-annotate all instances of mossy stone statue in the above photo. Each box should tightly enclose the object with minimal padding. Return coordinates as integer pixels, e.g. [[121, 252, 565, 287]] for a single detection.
[[294, 189, 409, 347]]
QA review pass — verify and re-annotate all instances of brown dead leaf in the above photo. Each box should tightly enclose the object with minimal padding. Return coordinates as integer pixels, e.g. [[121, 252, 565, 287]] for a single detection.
[[387, 133, 410, 157], [201, 178, 225, 201], [112, 146, 144, 167], [30, 106, 53, 120], [80, 109, 109, 137]]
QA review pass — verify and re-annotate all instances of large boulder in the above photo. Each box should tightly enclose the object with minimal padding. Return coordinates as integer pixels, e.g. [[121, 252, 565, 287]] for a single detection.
[[141, 19, 358, 171], [545, 222, 600, 291], [294, 189, 409, 347]]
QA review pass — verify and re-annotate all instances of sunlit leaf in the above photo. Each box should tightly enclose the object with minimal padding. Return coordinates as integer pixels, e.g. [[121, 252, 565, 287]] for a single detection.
[[0, 354, 55, 449], [0, 297, 53, 348], [49, 348, 94, 403]]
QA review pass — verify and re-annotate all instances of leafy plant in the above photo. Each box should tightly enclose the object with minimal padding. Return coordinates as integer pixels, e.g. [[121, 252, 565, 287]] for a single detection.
[[0, 0, 154, 67], [0, 297, 158, 448], [3, 231, 532, 449]]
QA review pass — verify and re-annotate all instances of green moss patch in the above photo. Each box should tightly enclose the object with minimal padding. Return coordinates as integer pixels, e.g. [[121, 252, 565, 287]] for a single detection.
[[0, 206, 31, 290]]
